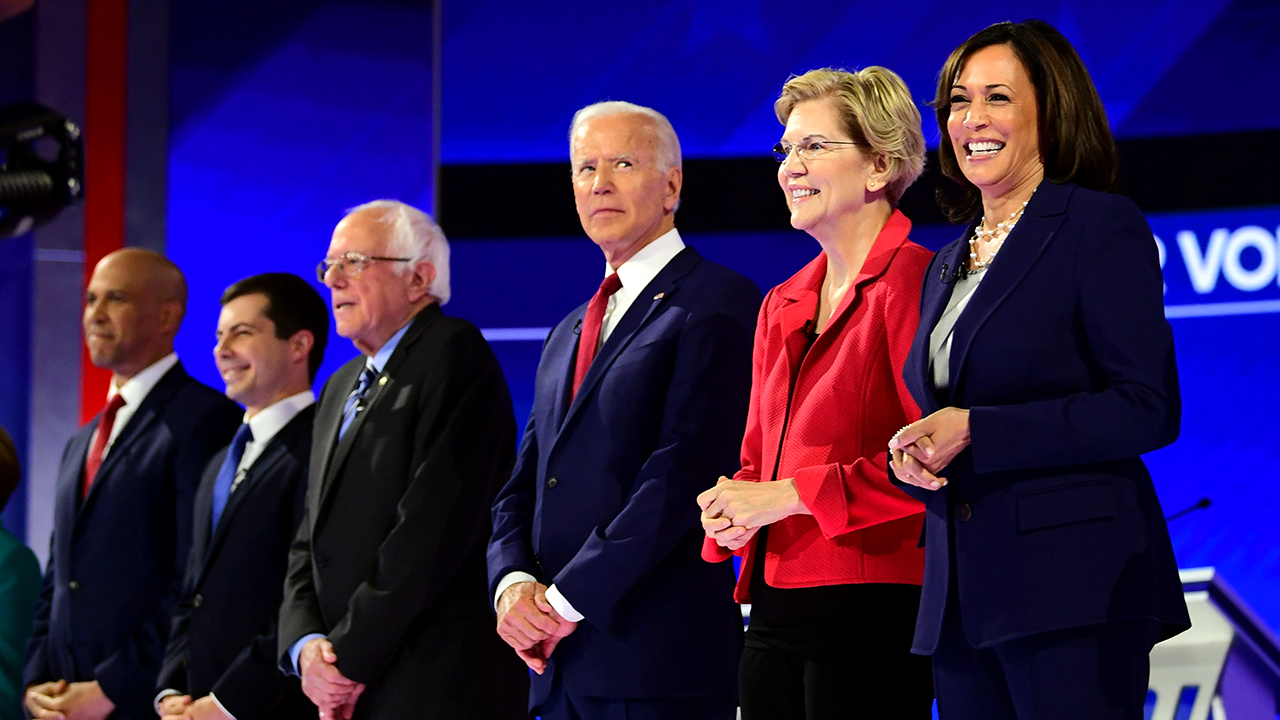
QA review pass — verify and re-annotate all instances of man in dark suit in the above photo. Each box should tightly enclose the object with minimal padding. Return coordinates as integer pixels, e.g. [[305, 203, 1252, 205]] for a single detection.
[[154, 273, 329, 720], [278, 200, 527, 720], [487, 102, 760, 720], [24, 249, 242, 720]]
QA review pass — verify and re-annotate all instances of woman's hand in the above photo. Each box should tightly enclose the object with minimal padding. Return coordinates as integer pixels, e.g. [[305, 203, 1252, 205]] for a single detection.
[[697, 477, 809, 532], [888, 407, 971, 487]]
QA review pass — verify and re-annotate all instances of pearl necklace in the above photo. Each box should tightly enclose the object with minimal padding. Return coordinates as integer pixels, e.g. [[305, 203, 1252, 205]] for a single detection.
[[968, 189, 1036, 271]]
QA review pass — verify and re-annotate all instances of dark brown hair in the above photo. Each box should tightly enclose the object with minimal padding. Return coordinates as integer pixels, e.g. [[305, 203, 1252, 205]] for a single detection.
[[221, 273, 329, 382], [934, 19, 1119, 223], [0, 425, 19, 512]]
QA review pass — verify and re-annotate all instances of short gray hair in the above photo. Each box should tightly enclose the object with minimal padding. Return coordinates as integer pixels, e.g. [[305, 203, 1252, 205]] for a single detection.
[[345, 199, 452, 305], [569, 101, 682, 173]]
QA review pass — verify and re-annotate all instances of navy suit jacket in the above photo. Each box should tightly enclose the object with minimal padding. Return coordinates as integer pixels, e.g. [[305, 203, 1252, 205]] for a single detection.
[[488, 246, 760, 708], [157, 406, 314, 720], [894, 181, 1191, 654], [25, 363, 241, 719]]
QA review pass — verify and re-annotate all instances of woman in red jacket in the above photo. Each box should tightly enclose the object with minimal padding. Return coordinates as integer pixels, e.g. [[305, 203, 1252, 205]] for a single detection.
[[697, 67, 932, 719]]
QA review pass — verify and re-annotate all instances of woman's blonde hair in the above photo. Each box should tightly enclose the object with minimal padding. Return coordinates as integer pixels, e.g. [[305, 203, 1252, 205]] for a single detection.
[[775, 67, 925, 204]]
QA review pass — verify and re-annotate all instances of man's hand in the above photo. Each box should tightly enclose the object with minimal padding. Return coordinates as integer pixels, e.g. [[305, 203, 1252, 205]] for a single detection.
[[298, 638, 365, 720], [516, 590, 578, 676], [25, 680, 67, 720], [171, 696, 232, 720], [496, 581, 561, 651], [696, 477, 808, 530], [157, 693, 192, 718], [25, 680, 115, 720], [889, 407, 971, 488]]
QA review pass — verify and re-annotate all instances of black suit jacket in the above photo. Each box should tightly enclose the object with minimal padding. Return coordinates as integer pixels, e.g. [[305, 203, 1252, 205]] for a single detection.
[[158, 406, 315, 720], [279, 305, 528, 720], [25, 362, 241, 719]]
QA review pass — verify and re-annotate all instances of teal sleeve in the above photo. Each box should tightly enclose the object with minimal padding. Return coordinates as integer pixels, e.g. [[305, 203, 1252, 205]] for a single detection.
[[0, 535, 42, 720]]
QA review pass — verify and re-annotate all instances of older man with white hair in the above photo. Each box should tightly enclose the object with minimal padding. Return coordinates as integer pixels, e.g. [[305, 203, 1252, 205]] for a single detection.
[[487, 102, 760, 720], [278, 200, 527, 720]]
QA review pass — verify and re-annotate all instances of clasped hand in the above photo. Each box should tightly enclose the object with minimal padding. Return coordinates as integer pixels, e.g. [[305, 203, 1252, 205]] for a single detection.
[[495, 581, 577, 675], [24, 680, 114, 720], [299, 638, 365, 720], [888, 407, 971, 490], [158, 695, 231, 720], [696, 476, 807, 551]]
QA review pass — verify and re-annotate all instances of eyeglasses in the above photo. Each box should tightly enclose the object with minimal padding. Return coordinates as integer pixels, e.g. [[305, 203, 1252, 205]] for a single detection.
[[772, 139, 865, 163], [316, 252, 412, 282]]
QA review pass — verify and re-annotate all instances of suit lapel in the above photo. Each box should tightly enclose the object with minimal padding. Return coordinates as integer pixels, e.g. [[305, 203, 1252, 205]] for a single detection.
[[190, 449, 224, 581], [907, 239, 969, 416], [947, 181, 1072, 400], [318, 307, 439, 514], [55, 425, 94, 561], [549, 305, 587, 431], [78, 364, 187, 524], [556, 247, 700, 436]]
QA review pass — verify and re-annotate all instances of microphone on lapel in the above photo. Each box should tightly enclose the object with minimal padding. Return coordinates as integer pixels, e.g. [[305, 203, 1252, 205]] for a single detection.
[[573, 318, 582, 335], [801, 319, 817, 342], [939, 262, 969, 285]]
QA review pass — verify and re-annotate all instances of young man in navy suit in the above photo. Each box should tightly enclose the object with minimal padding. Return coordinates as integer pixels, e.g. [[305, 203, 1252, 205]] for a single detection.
[[24, 249, 242, 720], [155, 273, 328, 720], [487, 102, 761, 720]]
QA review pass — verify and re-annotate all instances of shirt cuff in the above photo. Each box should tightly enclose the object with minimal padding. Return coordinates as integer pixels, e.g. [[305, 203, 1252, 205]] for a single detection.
[[209, 692, 237, 720], [494, 571, 539, 610], [288, 633, 326, 676], [154, 689, 182, 715], [545, 584, 584, 622]]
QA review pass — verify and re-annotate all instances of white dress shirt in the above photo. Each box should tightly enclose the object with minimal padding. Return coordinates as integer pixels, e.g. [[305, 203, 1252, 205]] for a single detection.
[[230, 390, 316, 490], [495, 228, 687, 623], [89, 353, 179, 465]]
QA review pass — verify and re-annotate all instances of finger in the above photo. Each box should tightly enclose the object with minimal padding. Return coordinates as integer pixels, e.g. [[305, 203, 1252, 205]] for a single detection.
[[318, 639, 338, 664], [891, 421, 928, 449], [705, 489, 734, 519], [901, 454, 945, 489], [711, 525, 747, 548], [913, 434, 936, 459], [695, 486, 721, 511], [515, 646, 547, 674], [701, 514, 731, 533], [541, 635, 563, 658], [529, 597, 561, 630]]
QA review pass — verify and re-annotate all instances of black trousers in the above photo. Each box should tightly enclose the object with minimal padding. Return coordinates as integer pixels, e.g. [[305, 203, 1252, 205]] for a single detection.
[[932, 598, 1162, 720], [738, 582, 933, 720], [536, 671, 736, 720]]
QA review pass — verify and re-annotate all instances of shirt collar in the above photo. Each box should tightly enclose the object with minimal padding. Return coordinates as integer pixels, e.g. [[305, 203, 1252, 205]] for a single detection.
[[110, 353, 179, 407], [368, 322, 411, 373], [244, 390, 315, 448], [609, 228, 685, 292]]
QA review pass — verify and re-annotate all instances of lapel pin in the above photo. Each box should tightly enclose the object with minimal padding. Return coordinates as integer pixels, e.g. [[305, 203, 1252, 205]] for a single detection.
[[653, 292, 665, 300], [378, 376, 388, 386]]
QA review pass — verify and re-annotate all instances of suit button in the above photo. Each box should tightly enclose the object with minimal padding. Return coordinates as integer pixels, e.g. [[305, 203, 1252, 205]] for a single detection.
[[315, 554, 327, 569], [68, 580, 80, 591], [956, 503, 972, 522], [192, 594, 204, 608], [547, 477, 558, 488]]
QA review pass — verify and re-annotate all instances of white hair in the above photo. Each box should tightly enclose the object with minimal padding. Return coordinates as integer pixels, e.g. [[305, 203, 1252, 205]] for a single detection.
[[345, 199, 451, 305], [569, 101, 682, 173]]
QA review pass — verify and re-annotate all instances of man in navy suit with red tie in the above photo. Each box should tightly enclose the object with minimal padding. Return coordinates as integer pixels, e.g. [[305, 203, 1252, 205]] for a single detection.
[[24, 249, 241, 720], [487, 102, 760, 720]]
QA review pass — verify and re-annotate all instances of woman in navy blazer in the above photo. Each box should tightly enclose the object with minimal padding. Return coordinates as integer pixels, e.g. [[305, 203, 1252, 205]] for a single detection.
[[888, 20, 1190, 720]]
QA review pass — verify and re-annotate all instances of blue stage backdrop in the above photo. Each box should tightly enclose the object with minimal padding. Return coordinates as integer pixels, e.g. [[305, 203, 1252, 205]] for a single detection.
[[164, 0, 1280, 636]]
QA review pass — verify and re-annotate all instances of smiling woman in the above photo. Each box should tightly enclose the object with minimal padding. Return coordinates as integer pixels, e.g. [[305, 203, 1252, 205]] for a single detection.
[[889, 20, 1190, 720], [697, 66, 933, 720]]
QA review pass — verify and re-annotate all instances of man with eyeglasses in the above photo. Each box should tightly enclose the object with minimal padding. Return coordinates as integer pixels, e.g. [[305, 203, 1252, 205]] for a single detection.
[[487, 101, 759, 720], [278, 200, 527, 720]]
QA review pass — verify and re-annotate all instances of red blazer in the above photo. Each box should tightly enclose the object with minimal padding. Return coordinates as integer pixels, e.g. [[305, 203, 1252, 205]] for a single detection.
[[703, 210, 930, 602]]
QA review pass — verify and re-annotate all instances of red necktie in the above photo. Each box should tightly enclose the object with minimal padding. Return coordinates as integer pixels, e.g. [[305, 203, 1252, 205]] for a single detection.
[[573, 272, 623, 397], [83, 394, 127, 498]]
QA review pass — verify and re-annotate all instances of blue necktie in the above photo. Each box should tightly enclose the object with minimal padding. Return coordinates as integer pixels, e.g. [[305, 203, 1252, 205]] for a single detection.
[[211, 424, 254, 532], [339, 364, 377, 439]]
